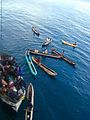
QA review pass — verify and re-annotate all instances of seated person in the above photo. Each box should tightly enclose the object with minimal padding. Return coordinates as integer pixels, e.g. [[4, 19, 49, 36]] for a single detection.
[[73, 42, 76, 45]]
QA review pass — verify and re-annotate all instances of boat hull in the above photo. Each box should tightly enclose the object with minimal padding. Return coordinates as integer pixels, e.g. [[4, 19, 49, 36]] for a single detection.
[[42, 39, 52, 46], [62, 40, 77, 47], [29, 50, 61, 59], [32, 27, 40, 36], [25, 83, 34, 120], [25, 52, 37, 76], [52, 49, 76, 66], [32, 56, 57, 76]]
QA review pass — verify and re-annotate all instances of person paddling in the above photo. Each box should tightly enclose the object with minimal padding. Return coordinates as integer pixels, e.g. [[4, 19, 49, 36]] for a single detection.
[[61, 50, 64, 56], [73, 42, 76, 45]]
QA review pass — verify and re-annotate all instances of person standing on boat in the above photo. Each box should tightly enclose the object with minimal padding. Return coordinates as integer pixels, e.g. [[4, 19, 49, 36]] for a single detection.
[[16, 76, 26, 94]]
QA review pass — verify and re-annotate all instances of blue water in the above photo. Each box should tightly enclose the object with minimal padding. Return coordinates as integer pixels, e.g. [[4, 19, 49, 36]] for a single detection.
[[0, 0, 90, 120]]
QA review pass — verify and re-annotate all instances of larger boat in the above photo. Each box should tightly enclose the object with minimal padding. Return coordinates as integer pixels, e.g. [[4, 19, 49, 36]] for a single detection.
[[0, 54, 26, 112], [25, 83, 34, 120], [25, 50, 37, 76]]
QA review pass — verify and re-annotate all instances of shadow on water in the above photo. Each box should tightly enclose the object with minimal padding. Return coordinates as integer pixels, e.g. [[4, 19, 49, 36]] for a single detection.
[[49, 75, 57, 80], [0, 100, 17, 120], [31, 74, 37, 80]]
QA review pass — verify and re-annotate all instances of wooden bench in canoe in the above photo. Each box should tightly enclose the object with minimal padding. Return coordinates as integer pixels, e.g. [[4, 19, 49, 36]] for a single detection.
[[32, 56, 57, 76], [29, 50, 62, 59], [51, 49, 76, 66]]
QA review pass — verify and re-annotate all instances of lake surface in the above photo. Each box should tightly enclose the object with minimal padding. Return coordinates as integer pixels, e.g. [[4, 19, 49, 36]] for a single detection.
[[0, 0, 90, 120]]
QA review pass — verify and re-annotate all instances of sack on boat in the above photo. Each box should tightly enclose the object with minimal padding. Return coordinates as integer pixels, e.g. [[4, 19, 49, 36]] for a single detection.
[[35, 50, 39, 53]]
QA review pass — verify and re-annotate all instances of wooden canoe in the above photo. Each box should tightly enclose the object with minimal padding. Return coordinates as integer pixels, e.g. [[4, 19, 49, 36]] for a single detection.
[[32, 56, 57, 76], [62, 40, 77, 47], [25, 83, 34, 120], [42, 38, 52, 46], [29, 49, 62, 59], [25, 51, 37, 76], [32, 27, 40, 36], [51, 49, 76, 66]]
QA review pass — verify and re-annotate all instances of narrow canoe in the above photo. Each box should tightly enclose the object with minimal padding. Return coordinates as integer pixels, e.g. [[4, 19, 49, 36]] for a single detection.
[[29, 49, 62, 59], [51, 49, 76, 66], [62, 40, 77, 47], [25, 83, 34, 120], [32, 27, 40, 36], [25, 51, 37, 76], [32, 56, 57, 76]]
